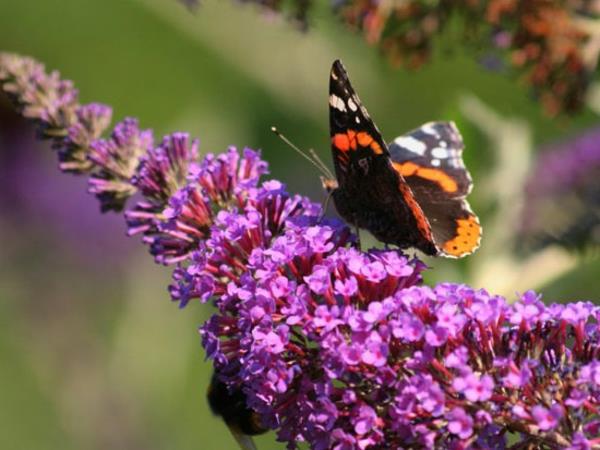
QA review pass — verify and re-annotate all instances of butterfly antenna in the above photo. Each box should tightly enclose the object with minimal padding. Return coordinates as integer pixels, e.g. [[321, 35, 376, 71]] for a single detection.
[[308, 148, 335, 180], [271, 126, 334, 180]]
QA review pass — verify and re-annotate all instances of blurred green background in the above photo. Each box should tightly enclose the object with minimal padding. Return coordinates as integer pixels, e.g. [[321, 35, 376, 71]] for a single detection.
[[0, 1, 598, 449]]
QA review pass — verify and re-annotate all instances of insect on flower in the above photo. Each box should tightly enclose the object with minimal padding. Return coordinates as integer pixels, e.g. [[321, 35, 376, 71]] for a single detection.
[[276, 60, 482, 258]]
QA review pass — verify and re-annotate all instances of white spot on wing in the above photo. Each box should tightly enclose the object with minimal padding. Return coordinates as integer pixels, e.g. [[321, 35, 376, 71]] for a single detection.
[[431, 147, 449, 159], [347, 97, 358, 111], [450, 158, 465, 169], [421, 122, 440, 137], [431, 159, 441, 167], [393, 136, 427, 156], [329, 94, 346, 112]]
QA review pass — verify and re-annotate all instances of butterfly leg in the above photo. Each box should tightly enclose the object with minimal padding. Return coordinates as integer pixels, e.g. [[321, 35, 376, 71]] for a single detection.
[[319, 189, 335, 223], [352, 215, 361, 250]]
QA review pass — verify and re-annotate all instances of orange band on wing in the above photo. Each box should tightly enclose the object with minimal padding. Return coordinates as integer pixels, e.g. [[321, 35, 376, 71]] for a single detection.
[[392, 162, 458, 193], [333, 130, 383, 154], [398, 182, 433, 242], [333, 133, 351, 152], [441, 215, 481, 257]]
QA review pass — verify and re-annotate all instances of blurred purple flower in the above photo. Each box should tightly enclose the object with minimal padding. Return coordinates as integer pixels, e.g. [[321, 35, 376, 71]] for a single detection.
[[526, 127, 600, 196], [0, 53, 78, 139], [520, 126, 600, 251], [532, 404, 563, 431], [61, 102, 113, 173], [88, 117, 153, 212], [0, 107, 135, 267]]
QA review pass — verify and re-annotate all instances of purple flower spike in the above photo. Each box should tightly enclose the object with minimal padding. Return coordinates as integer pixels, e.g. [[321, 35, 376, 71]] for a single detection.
[[3, 52, 600, 450], [88, 118, 153, 211], [520, 126, 600, 251], [193, 147, 268, 206], [133, 132, 199, 203], [125, 132, 198, 238], [0, 53, 78, 140], [171, 181, 325, 305], [59, 103, 113, 173], [139, 147, 269, 265]]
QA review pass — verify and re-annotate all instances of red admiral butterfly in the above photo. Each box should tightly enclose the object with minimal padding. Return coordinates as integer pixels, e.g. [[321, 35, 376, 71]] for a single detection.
[[324, 60, 481, 258]]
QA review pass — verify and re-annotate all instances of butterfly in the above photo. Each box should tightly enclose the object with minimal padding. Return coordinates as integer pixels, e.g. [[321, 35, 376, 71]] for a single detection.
[[323, 59, 481, 258]]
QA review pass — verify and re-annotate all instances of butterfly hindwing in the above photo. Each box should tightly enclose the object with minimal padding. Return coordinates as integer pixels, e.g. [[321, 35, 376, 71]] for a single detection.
[[388, 121, 471, 197], [388, 122, 481, 257]]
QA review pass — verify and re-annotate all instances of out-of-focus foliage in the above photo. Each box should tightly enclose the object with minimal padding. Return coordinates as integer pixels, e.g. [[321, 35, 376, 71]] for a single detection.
[[230, 0, 600, 115], [0, 0, 598, 449], [336, 0, 600, 115]]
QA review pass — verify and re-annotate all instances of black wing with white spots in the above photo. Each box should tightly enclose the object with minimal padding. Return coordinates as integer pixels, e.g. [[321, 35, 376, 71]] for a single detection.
[[388, 121, 471, 197], [387, 121, 481, 257]]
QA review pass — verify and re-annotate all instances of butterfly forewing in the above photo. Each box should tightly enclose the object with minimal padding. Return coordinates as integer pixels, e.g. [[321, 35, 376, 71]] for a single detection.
[[327, 60, 439, 255], [329, 60, 390, 186]]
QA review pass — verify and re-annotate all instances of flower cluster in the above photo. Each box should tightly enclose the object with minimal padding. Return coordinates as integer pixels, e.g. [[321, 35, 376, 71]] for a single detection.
[[136, 146, 269, 265], [520, 126, 600, 252], [0, 53, 79, 140], [334, 0, 598, 115], [0, 52, 267, 263], [193, 191, 600, 448], [2, 52, 600, 449], [220, 0, 599, 115]]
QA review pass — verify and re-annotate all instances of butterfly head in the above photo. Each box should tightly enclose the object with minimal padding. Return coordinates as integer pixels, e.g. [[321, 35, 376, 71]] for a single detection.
[[320, 175, 338, 194]]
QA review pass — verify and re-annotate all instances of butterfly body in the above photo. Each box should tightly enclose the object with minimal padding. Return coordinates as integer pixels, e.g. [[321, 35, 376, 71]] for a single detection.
[[326, 60, 481, 258], [326, 163, 438, 255]]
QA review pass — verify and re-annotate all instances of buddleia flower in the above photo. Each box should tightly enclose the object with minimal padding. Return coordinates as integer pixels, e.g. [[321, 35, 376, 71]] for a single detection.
[[87, 117, 154, 212], [147, 147, 269, 265]]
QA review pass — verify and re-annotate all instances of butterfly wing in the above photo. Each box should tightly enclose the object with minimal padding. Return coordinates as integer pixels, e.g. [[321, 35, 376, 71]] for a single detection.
[[388, 121, 481, 257], [328, 60, 437, 255], [329, 60, 389, 186]]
